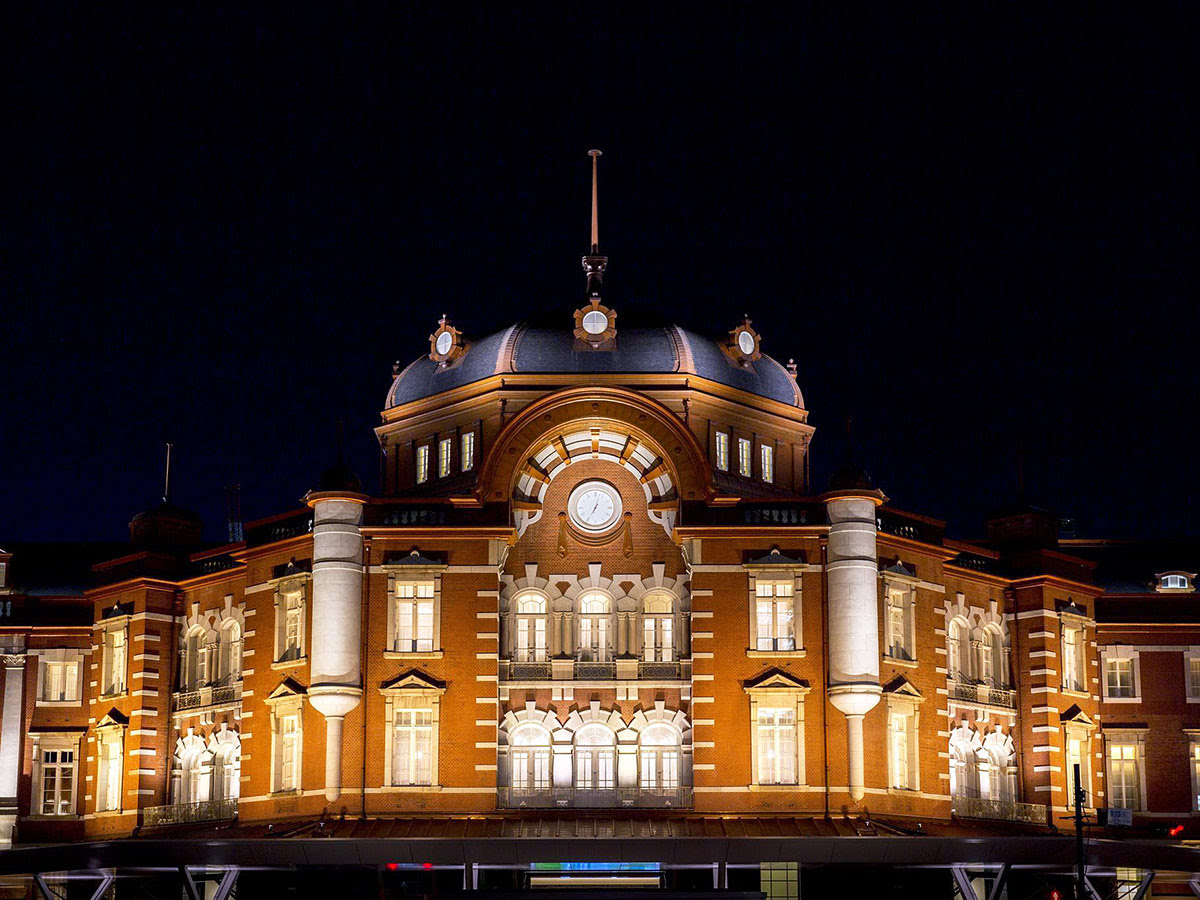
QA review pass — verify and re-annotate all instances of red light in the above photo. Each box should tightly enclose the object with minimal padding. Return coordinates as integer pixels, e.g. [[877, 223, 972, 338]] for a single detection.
[[386, 864, 399, 871], [1170, 824, 1185, 837], [1051, 890, 1061, 900], [422, 863, 433, 870]]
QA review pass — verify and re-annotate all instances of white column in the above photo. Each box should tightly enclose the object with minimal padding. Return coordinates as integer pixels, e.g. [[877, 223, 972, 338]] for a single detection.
[[0, 653, 26, 848], [305, 493, 366, 802], [823, 491, 885, 802]]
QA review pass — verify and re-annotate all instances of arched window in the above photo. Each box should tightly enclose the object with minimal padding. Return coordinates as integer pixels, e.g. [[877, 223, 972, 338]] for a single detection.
[[948, 618, 971, 682], [514, 593, 548, 662], [217, 620, 243, 685], [980, 626, 1006, 687], [949, 724, 981, 800], [643, 593, 675, 663], [510, 724, 552, 796], [574, 724, 616, 792], [981, 728, 1015, 802], [638, 724, 681, 792], [211, 736, 241, 801], [578, 592, 612, 662], [173, 734, 214, 805], [182, 627, 208, 692]]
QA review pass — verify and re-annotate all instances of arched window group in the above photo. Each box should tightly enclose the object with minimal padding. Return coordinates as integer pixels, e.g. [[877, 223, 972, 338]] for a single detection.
[[947, 617, 1008, 688], [949, 722, 1015, 804], [181, 618, 243, 692], [171, 727, 241, 806]]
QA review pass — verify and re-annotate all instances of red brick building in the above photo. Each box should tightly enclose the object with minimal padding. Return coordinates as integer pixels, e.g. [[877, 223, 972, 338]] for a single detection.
[[1, 159, 1198, 897]]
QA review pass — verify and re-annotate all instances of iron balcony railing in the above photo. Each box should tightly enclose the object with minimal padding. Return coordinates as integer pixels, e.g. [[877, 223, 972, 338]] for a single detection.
[[173, 681, 242, 713], [507, 661, 554, 680], [953, 795, 1048, 826], [142, 797, 238, 828], [500, 659, 689, 682], [948, 678, 1016, 710], [638, 660, 683, 680], [574, 661, 617, 680], [497, 786, 692, 810]]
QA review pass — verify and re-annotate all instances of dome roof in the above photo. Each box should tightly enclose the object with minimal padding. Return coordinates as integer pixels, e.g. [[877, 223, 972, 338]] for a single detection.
[[387, 322, 804, 409]]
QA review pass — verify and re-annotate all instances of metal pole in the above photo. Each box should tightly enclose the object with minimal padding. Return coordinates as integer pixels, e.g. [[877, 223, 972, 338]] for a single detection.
[[1074, 762, 1085, 900]]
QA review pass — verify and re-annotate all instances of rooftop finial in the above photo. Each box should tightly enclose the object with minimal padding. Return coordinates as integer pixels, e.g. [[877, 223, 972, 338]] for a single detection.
[[162, 442, 174, 505], [589, 149, 602, 252]]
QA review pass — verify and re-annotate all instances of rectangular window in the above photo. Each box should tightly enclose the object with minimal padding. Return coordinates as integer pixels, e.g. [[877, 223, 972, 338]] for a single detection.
[[738, 437, 752, 476], [97, 737, 122, 812], [512, 747, 551, 792], [755, 581, 795, 651], [395, 582, 435, 652], [761, 444, 774, 483], [461, 432, 476, 471], [1191, 740, 1200, 812], [39, 749, 75, 815], [103, 628, 127, 696], [279, 590, 305, 662], [392, 708, 433, 786], [885, 588, 914, 661], [889, 713, 911, 789], [1066, 734, 1087, 808], [1107, 739, 1142, 810], [279, 714, 300, 792], [715, 432, 729, 471], [1061, 624, 1086, 693], [644, 616, 674, 662], [416, 445, 431, 484], [41, 660, 80, 703], [757, 708, 797, 785], [438, 437, 452, 478], [1188, 658, 1200, 699], [516, 617, 548, 662], [1105, 658, 1135, 698]]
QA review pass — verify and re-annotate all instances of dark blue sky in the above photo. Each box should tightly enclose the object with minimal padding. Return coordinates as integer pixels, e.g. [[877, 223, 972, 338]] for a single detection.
[[4, 4, 1197, 543]]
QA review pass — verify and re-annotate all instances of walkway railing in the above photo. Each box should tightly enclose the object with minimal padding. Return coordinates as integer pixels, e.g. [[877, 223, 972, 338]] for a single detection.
[[497, 786, 692, 809], [142, 798, 238, 828], [953, 795, 1048, 826], [948, 678, 1015, 709], [173, 681, 242, 714]]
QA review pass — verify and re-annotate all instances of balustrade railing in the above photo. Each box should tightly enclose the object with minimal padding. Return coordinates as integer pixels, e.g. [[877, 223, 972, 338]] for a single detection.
[[638, 660, 683, 679], [948, 678, 1015, 709], [508, 661, 553, 680], [953, 795, 1048, 826], [574, 661, 617, 680], [142, 798, 238, 828], [173, 681, 243, 713], [497, 786, 692, 810]]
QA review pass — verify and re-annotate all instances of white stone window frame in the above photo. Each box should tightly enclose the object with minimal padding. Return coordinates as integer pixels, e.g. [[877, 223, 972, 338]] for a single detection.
[[576, 589, 616, 662], [437, 436, 453, 478], [33, 649, 85, 707], [1183, 648, 1200, 703], [1103, 728, 1148, 812], [1186, 729, 1200, 812], [884, 690, 923, 793], [737, 437, 753, 477], [882, 571, 918, 665], [28, 731, 82, 818], [511, 590, 551, 662], [1100, 646, 1141, 703], [745, 564, 806, 658], [760, 443, 774, 484], [714, 431, 730, 472], [380, 677, 446, 789], [1063, 719, 1096, 810], [98, 619, 129, 699], [744, 680, 809, 788], [641, 590, 677, 663], [271, 574, 310, 667], [1157, 571, 1196, 593], [384, 562, 446, 659], [1059, 614, 1090, 696], [415, 443, 431, 484], [93, 716, 125, 814], [266, 690, 305, 794], [460, 430, 476, 472]]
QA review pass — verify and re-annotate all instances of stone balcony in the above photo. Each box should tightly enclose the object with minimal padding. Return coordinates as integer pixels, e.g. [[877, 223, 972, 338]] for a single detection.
[[497, 786, 692, 810], [952, 795, 1048, 826], [948, 678, 1016, 710], [500, 658, 690, 683], [172, 681, 243, 719], [142, 798, 238, 828]]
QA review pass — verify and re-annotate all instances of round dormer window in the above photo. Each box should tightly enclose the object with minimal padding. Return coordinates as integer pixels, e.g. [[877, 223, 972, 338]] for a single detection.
[[582, 310, 609, 335], [435, 331, 453, 356], [737, 330, 755, 355]]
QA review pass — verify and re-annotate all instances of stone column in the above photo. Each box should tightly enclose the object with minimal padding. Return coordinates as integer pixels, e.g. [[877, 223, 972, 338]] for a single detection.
[[0, 653, 26, 848]]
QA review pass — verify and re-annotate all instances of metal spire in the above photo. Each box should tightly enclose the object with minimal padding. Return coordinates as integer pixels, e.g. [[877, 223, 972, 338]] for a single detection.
[[162, 442, 173, 505], [589, 149, 602, 252]]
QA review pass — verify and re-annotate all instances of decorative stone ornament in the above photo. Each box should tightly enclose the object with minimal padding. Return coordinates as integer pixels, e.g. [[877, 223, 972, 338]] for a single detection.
[[428, 315, 465, 368], [723, 316, 762, 366], [573, 297, 618, 347]]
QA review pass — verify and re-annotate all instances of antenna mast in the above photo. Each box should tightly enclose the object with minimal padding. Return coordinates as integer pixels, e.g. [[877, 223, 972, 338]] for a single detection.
[[589, 149, 601, 252], [162, 442, 174, 504]]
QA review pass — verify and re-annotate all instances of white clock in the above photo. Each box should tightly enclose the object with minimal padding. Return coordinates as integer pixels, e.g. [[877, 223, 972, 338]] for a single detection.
[[567, 480, 622, 532], [737, 329, 755, 355], [435, 331, 454, 355]]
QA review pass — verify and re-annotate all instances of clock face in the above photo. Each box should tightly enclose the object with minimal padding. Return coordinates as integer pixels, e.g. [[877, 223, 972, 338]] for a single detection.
[[582, 310, 609, 335], [435, 331, 454, 355], [737, 330, 755, 355], [567, 480, 622, 532]]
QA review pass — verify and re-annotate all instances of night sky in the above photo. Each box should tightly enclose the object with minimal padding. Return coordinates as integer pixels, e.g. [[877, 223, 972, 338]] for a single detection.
[[5, 5, 1197, 544]]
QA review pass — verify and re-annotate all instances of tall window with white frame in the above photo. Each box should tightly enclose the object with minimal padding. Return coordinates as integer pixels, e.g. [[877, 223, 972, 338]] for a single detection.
[[460, 431, 475, 472], [1190, 736, 1200, 813], [392, 705, 433, 786], [416, 444, 431, 484], [643, 593, 674, 663], [714, 432, 729, 471], [96, 731, 123, 812], [1061, 622, 1086, 693], [574, 724, 616, 791], [756, 708, 797, 785], [394, 582, 435, 652], [738, 437, 752, 476], [510, 725, 552, 796], [217, 620, 243, 684], [437, 437, 452, 478], [884, 586, 915, 661], [40, 659, 80, 703], [274, 712, 301, 793], [1105, 656, 1136, 698], [1189, 656, 1200, 701], [889, 712, 912, 789], [755, 580, 795, 652], [277, 587, 305, 663], [514, 593, 548, 662], [1065, 729, 1089, 808], [182, 627, 208, 690], [982, 626, 1007, 686], [638, 724, 681, 792], [39, 748, 74, 815], [102, 625, 127, 696], [947, 618, 970, 682], [578, 592, 611, 662], [760, 444, 774, 483], [1107, 736, 1142, 811]]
